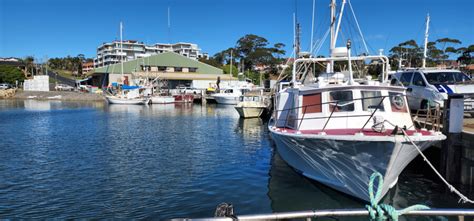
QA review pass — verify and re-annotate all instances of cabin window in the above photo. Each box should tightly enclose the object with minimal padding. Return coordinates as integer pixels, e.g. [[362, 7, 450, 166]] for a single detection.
[[329, 91, 354, 112], [175, 67, 183, 72], [389, 92, 408, 113], [189, 68, 198, 72], [361, 91, 385, 111], [302, 93, 322, 114], [158, 66, 167, 71]]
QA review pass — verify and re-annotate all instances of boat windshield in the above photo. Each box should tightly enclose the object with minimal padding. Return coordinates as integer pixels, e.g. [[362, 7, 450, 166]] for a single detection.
[[424, 72, 471, 84]]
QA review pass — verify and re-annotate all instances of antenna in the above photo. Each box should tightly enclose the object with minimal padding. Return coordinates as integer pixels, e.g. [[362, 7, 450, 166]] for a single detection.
[[168, 7, 171, 43], [422, 13, 430, 69], [120, 21, 124, 79]]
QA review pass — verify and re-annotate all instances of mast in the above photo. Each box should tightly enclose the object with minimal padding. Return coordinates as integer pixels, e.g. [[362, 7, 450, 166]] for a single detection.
[[230, 50, 233, 82], [310, 0, 316, 55], [120, 22, 124, 80], [422, 13, 430, 69], [333, 0, 346, 49], [328, 0, 336, 73], [292, 13, 297, 84]]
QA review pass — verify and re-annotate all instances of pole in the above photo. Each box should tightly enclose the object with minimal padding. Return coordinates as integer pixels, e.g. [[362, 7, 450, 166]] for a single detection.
[[120, 22, 124, 80], [230, 50, 233, 82], [310, 0, 316, 55], [347, 39, 354, 85], [328, 0, 336, 73], [168, 7, 171, 43], [441, 94, 464, 183], [292, 13, 297, 85], [333, 0, 346, 49], [422, 14, 430, 69]]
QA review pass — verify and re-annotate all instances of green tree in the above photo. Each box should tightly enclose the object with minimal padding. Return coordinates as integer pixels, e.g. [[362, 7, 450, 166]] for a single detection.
[[457, 44, 474, 65], [235, 34, 285, 74], [222, 64, 238, 77], [0, 65, 26, 84]]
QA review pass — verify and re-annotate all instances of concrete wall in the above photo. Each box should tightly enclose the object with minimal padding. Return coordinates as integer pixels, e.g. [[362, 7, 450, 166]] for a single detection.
[[24, 75, 50, 91]]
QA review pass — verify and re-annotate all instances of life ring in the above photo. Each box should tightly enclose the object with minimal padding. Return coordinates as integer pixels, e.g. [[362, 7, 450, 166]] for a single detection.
[[391, 94, 405, 110]]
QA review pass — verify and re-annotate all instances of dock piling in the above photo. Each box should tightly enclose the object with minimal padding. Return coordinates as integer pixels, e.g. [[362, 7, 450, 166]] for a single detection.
[[441, 94, 464, 184]]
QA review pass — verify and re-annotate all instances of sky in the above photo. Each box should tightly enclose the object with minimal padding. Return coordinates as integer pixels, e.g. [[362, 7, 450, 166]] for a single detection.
[[0, 0, 473, 61]]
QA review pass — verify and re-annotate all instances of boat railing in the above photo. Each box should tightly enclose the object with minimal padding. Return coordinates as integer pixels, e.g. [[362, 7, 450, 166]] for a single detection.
[[169, 208, 474, 221], [274, 95, 442, 132]]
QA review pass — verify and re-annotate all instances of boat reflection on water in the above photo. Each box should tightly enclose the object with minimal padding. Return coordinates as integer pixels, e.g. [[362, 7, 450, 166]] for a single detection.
[[104, 103, 149, 115], [236, 118, 264, 138], [23, 100, 59, 111]]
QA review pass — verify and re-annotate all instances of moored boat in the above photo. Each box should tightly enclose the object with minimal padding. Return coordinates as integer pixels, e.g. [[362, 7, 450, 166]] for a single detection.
[[235, 90, 272, 118], [269, 0, 446, 202], [105, 95, 150, 105]]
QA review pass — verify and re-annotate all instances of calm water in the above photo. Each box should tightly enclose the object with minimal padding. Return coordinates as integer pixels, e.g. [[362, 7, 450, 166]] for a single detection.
[[0, 100, 472, 220]]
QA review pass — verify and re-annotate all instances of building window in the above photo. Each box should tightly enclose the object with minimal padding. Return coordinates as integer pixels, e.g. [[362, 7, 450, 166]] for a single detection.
[[158, 66, 167, 71], [175, 67, 183, 72], [189, 68, 197, 72]]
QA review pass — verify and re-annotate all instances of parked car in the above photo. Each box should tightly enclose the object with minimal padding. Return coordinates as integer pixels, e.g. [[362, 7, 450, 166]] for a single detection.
[[392, 69, 474, 116], [55, 84, 74, 91], [0, 83, 12, 89]]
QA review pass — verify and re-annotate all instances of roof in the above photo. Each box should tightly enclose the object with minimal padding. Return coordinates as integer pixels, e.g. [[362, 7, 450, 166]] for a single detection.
[[93, 52, 222, 75], [130, 72, 237, 81]]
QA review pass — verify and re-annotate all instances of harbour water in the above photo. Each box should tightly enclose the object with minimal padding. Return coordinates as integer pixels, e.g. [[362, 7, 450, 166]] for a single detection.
[[0, 100, 473, 220]]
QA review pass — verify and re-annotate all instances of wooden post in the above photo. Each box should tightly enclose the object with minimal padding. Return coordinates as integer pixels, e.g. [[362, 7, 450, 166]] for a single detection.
[[441, 94, 464, 183]]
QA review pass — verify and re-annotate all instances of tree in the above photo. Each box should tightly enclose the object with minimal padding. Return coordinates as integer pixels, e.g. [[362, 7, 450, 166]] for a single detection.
[[23, 56, 35, 76], [389, 40, 422, 69], [222, 64, 238, 77], [234, 34, 285, 74], [457, 44, 474, 65], [0, 65, 26, 84]]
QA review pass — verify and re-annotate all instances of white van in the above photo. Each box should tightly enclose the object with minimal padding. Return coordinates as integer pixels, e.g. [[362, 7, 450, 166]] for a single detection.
[[391, 69, 474, 115]]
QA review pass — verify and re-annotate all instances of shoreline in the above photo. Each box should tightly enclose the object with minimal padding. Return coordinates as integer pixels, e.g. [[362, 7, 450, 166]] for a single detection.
[[6, 90, 105, 102]]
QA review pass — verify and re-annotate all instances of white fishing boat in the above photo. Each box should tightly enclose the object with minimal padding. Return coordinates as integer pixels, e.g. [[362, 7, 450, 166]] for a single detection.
[[213, 87, 251, 105], [105, 95, 149, 105], [235, 90, 272, 118], [150, 96, 175, 104], [269, 0, 446, 202]]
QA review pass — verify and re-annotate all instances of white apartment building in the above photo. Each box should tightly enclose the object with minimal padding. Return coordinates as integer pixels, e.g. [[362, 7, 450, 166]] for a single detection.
[[94, 40, 208, 68]]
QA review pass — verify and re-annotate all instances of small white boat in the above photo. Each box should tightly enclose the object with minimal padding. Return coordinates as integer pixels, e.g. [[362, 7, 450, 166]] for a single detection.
[[105, 95, 150, 105], [235, 90, 272, 118], [150, 96, 175, 104], [213, 87, 251, 105]]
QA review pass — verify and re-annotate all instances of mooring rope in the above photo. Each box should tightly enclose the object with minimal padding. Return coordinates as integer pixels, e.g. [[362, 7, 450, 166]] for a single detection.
[[366, 172, 429, 221], [400, 128, 474, 204]]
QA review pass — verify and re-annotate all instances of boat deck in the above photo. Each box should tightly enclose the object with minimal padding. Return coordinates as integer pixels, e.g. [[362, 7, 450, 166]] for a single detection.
[[272, 127, 434, 137]]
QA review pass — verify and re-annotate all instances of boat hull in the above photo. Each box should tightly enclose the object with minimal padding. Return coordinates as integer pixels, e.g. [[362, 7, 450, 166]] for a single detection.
[[213, 95, 240, 105], [269, 128, 441, 202], [235, 106, 265, 118], [150, 96, 175, 104], [105, 96, 149, 105]]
